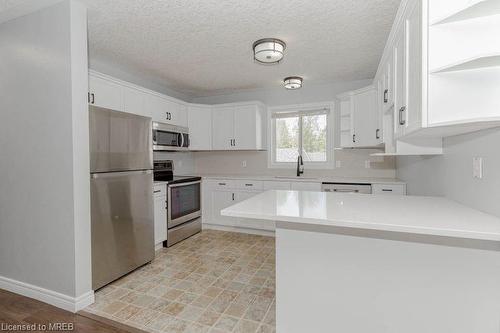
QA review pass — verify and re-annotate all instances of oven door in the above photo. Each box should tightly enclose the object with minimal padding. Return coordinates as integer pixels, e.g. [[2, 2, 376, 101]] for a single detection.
[[167, 180, 201, 228]]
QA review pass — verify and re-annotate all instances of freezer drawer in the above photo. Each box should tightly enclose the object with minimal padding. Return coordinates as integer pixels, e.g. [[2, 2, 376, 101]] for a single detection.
[[91, 170, 154, 289]]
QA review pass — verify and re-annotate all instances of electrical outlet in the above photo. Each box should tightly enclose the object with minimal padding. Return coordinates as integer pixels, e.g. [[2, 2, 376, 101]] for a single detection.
[[241, 160, 247, 168], [473, 157, 483, 179], [335, 160, 342, 168], [365, 160, 371, 169]]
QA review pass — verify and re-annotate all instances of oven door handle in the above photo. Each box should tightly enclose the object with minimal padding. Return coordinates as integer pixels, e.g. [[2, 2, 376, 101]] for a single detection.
[[168, 180, 201, 188]]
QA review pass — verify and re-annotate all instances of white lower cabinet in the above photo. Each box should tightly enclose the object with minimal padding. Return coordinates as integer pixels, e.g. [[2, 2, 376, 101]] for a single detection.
[[290, 182, 322, 191], [153, 184, 167, 246]]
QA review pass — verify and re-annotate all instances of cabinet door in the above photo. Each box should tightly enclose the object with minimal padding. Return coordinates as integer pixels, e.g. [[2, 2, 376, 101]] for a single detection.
[[352, 88, 378, 147], [167, 100, 188, 127], [393, 23, 407, 139], [188, 106, 212, 150], [153, 194, 167, 245], [88, 75, 123, 111], [290, 182, 321, 191], [382, 53, 394, 111], [123, 86, 150, 117], [212, 107, 234, 150], [211, 190, 235, 226], [339, 99, 354, 148], [405, 0, 422, 134], [375, 79, 384, 145], [234, 105, 258, 150]]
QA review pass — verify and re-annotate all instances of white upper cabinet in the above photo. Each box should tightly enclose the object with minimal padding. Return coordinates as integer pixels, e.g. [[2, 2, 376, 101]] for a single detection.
[[212, 106, 234, 150], [212, 102, 266, 151], [372, 0, 500, 155], [88, 74, 123, 111], [188, 105, 212, 150], [338, 86, 380, 148], [122, 85, 149, 117], [146, 95, 187, 127]]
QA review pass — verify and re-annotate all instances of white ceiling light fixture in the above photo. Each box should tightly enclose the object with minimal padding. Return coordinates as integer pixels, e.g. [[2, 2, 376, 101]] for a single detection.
[[284, 76, 303, 90], [253, 38, 286, 64]]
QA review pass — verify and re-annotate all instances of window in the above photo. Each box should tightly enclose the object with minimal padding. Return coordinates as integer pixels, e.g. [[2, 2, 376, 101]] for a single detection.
[[269, 104, 333, 168]]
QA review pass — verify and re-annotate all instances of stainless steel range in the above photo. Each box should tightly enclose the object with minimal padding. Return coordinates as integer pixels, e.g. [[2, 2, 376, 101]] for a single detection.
[[153, 160, 201, 247]]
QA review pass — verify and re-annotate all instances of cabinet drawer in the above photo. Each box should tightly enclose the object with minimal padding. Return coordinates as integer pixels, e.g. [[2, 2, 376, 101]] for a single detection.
[[153, 184, 167, 196], [263, 181, 291, 190], [235, 180, 263, 190], [212, 180, 236, 190], [372, 184, 406, 195]]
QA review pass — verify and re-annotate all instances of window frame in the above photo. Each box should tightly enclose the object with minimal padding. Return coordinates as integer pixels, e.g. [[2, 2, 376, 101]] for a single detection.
[[267, 102, 335, 169]]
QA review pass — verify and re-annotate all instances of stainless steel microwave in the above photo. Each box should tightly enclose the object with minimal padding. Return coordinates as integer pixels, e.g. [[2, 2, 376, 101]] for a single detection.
[[152, 122, 189, 151]]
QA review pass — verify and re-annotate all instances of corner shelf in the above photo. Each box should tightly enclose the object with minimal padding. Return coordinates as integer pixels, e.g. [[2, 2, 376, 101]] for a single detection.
[[430, 54, 500, 73], [431, 0, 500, 26]]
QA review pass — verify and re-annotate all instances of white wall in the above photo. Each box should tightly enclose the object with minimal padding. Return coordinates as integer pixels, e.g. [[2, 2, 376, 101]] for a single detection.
[[153, 152, 196, 175], [0, 0, 92, 311], [397, 127, 500, 217], [194, 150, 395, 178]]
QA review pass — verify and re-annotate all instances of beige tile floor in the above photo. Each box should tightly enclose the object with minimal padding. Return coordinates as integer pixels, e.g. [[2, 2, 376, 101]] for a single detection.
[[85, 230, 276, 333]]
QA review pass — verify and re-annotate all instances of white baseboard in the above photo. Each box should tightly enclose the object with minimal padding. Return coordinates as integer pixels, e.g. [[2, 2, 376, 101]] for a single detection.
[[0, 275, 94, 313], [203, 223, 275, 237]]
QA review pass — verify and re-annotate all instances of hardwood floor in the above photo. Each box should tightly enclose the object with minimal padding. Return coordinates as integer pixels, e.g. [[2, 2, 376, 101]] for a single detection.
[[0, 289, 145, 333]]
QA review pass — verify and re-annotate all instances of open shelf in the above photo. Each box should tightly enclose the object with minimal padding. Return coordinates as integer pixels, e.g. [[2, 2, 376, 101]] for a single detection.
[[431, 0, 500, 26], [430, 54, 500, 73]]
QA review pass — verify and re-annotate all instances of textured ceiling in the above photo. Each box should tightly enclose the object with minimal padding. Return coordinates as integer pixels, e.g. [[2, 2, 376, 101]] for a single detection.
[[1, 0, 400, 96]]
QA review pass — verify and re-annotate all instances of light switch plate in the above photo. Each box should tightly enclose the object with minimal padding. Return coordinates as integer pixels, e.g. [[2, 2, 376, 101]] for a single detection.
[[241, 160, 247, 168], [473, 157, 483, 179], [365, 160, 371, 169], [335, 160, 342, 168]]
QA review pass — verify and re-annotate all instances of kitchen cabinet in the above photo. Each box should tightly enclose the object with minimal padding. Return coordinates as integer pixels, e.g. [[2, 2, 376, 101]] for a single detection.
[[188, 105, 212, 150], [88, 74, 123, 111], [153, 184, 167, 247], [123, 85, 150, 117], [212, 106, 234, 150], [372, 0, 500, 156], [290, 182, 321, 191], [210, 190, 236, 226], [338, 86, 380, 148], [146, 95, 187, 127], [212, 102, 266, 150]]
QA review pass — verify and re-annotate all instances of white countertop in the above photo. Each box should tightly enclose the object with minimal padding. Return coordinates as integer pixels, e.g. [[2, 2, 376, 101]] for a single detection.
[[221, 190, 500, 242], [153, 181, 168, 186], [197, 174, 405, 185]]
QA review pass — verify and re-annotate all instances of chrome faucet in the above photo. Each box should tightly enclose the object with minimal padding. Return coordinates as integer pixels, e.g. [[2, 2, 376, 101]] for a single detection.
[[297, 155, 304, 177]]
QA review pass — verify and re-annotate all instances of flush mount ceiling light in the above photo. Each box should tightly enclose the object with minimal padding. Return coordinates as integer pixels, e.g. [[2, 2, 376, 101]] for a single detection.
[[253, 38, 286, 64], [284, 76, 303, 90]]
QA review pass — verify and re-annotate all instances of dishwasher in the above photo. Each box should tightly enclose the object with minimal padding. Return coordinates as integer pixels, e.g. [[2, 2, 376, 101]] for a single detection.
[[321, 182, 372, 194]]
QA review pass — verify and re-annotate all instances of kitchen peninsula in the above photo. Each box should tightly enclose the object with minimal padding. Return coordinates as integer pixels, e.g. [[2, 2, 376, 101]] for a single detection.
[[221, 190, 500, 333]]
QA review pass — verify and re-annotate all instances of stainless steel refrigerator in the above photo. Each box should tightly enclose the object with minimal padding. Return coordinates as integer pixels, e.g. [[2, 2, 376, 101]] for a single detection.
[[89, 105, 154, 290]]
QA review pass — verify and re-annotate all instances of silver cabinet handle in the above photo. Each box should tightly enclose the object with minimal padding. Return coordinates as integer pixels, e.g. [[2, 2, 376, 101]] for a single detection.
[[382, 189, 393, 192], [232, 193, 235, 201], [399, 106, 406, 125], [352, 134, 356, 143], [245, 184, 253, 187], [376, 129, 380, 139], [218, 182, 226, 186], [153, 190, 161, 193], [383, 89, 388, 103]]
